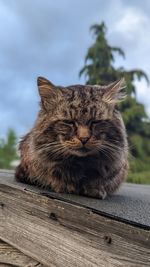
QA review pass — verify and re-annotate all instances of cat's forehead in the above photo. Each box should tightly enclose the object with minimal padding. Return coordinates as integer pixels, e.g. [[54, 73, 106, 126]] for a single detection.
[[58, 85, 110, 120], [65, 84, 104, 101]]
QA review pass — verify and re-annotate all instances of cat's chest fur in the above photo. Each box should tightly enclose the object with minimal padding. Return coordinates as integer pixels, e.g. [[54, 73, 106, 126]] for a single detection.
[[53, 156, 112, 182]]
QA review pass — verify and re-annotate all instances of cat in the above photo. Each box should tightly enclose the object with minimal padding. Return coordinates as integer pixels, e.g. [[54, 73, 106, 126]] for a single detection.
[[15, 76, 129, 199]]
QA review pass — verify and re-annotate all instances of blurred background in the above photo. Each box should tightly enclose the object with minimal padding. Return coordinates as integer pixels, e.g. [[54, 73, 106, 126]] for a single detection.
[[0, 0, 150, 184]]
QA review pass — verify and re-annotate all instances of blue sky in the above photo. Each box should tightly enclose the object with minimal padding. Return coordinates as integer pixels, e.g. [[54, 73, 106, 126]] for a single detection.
[[0, 0, 150, 138]]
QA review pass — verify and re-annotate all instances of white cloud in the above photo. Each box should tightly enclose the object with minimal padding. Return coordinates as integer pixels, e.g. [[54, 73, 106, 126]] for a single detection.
[[108, 5, 150, 119], [135, 80, 150, 116], [113, 8, 148, 40]]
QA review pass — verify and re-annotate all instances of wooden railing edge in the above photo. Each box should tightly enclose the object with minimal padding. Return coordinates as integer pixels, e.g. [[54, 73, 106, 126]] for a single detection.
[[0, 171, 150, 267]]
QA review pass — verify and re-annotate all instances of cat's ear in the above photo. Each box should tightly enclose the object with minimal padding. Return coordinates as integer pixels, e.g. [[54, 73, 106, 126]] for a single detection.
[[37, 76, 56, 97], [102, 78, 126, 104], [37, 76, 61, 111]]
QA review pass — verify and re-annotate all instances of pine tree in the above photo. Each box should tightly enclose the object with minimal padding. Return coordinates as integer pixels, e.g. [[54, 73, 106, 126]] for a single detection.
[[80, 22, 150, 184], [0, 129, 18, 169]]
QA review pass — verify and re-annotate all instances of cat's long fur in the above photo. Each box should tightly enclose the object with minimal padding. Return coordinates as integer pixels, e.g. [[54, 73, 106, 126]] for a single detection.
[[15, 77, 128, 199]]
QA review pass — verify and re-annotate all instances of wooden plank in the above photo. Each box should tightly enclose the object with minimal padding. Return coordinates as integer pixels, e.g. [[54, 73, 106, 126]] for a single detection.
[[0, 264, 14, 267], [0, 169, 150, 229], [0, 265, 42, 267], [0, 239, 44, 266], [0, 173, 150, 267]]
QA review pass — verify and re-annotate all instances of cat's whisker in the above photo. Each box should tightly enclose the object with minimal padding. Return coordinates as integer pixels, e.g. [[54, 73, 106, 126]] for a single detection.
[[90, 144, 114, 161], [36, 141, 70, 160], [109, 143, 128, 149], [37, 143, 65, 152], [102, 141, 126, 151], [102, 151, 123, 166], [99, 147, 116, 161], [46, 145, 70, 160]]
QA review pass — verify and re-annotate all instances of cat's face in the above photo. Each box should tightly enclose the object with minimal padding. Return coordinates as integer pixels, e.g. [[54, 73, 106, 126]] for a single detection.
[[34, 77, 126, 159]]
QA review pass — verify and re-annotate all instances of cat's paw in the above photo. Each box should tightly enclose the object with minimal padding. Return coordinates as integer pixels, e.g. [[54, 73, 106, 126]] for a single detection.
[[51, 181, 76, 194], [98, 189, 107, 199], [15, 164, 29, 183], [66, 183, 76, 194], [81, 186, 107, 199]]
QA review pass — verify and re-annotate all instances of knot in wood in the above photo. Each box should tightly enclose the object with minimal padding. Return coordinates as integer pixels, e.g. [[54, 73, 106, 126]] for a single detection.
[[104, 235, 112, 244], [49, 212, 58, 221]]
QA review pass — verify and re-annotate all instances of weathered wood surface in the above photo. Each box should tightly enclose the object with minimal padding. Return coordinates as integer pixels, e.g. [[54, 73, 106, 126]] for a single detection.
[[0, 239, 43, 266], [1, 170, 150, 229], [0, 170, 150, 267]]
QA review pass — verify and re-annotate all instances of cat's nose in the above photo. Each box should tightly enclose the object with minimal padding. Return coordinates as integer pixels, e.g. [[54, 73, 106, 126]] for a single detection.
[[79, 137, 89, 145]]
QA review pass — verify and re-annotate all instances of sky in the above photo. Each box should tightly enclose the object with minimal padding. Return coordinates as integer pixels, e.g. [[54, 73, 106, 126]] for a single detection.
[[0, 0, 150, 139]]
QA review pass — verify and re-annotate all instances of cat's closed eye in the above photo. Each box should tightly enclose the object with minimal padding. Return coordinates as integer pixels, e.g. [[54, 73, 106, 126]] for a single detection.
[[91, 120, 102, 125], [62, 120, 75, 126], [90, 120, 106, 129], [91, 119, 109, 127], [91, 120, 108, 136]]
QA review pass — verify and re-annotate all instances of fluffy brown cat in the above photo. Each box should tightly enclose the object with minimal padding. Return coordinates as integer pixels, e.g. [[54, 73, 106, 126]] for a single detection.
[[15, 77, 128, 199]]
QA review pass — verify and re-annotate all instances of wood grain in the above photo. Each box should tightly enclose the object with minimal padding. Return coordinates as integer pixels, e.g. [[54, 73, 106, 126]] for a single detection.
[[0, 239, 43, 266], [0, 170, 150, 267]]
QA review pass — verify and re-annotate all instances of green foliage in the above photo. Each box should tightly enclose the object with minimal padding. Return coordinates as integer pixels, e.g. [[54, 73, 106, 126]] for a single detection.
[[127, 171, 150, 184], [0, 129, 18, 169], [80, 21, 150, 184]]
